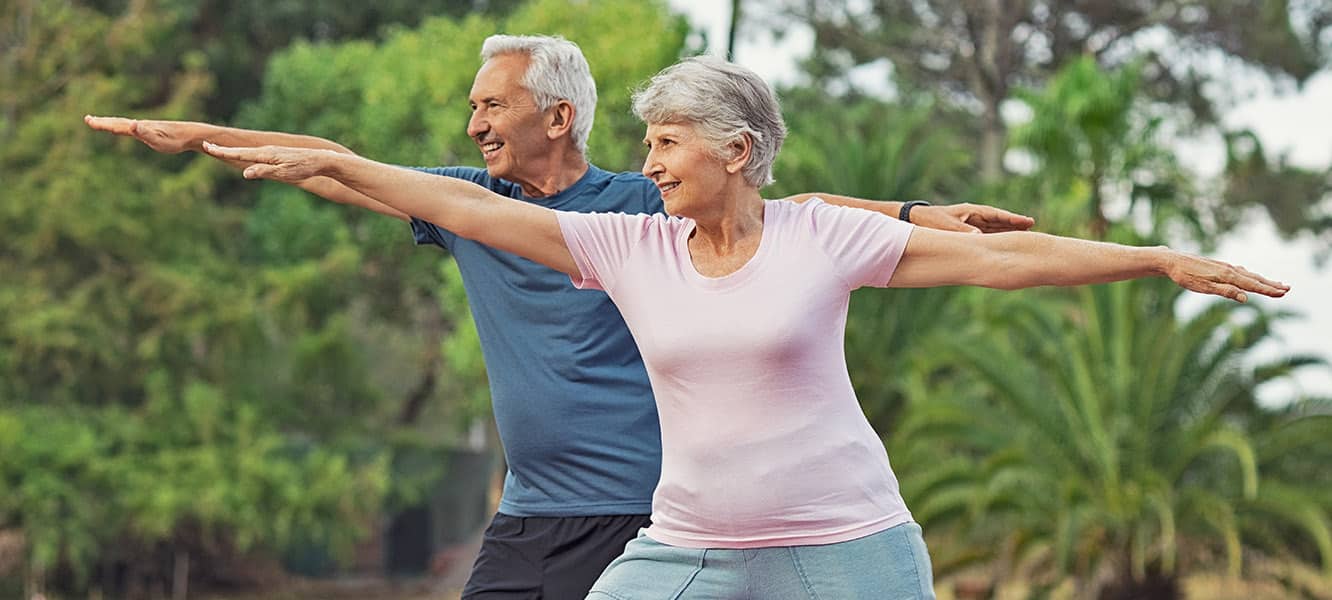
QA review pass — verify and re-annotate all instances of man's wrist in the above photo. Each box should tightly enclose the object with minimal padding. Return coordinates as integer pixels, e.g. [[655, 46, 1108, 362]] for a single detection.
[[323, 151, 355, 180], [186, 122, 217, 151], [899, 200, 931, 223]]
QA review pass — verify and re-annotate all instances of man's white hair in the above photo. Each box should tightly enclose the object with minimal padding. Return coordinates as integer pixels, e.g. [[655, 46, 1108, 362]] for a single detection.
[[481, 34, 597, 155]]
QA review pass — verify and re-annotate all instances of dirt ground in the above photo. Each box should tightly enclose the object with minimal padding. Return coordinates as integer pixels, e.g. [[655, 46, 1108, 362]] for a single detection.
[[198, 578, 461, 600]]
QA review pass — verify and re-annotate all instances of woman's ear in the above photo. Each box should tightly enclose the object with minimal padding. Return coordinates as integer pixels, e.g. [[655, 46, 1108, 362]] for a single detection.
[[724, 133, 753, 175]]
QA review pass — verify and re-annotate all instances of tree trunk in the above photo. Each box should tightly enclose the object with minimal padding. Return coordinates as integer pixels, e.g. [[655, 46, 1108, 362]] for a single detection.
[[172, 548, 189, 600], [397, 294, 444, 425], [969, 0, 1010, 182], [980, 104, 1005, 182], [727, 0, 742, 61]]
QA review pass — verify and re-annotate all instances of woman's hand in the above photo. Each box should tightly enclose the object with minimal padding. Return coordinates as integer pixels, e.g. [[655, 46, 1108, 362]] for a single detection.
[[1161, 250, 1290, 303], [201, 142, 342, 183]]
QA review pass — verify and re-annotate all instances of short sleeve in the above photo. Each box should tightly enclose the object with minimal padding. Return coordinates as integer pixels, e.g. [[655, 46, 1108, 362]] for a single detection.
[[556, 211, 654, 293], [809, 199, 915, 289], [406, 166, 498, 251]]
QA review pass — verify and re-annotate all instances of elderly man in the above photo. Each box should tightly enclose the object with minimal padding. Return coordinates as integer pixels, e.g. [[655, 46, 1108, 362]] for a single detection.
[[87, 35, 1033, 599]]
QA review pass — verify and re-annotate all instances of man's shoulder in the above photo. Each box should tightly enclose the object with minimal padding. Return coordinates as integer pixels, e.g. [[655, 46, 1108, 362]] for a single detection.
[[412, 165, 521, 196], [585, 167, 661, 214], [410, 165, 483, 178], [605, 170, 656, 192]]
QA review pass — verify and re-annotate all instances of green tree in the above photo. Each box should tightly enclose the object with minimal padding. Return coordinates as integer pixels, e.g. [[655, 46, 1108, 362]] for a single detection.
[[779, 0, 1331, 183], [769, 93, 980, 434], [895, 278, 1330, 597], [234, 0, 690, 432], [1007, 56, 1202, 242]]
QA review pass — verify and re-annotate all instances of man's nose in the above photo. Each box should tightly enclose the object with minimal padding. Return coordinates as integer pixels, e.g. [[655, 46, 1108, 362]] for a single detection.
[[467, 111, 487, 139]]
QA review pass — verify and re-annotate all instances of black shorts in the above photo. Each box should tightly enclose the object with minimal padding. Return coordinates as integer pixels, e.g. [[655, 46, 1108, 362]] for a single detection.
[[462, 512, 653, 600]]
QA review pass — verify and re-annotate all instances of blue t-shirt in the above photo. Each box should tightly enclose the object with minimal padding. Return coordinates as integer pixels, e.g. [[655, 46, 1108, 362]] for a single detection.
[[410, 164, 664, 517]]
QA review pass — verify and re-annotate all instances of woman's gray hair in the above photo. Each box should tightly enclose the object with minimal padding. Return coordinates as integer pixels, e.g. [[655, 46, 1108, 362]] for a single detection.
[[481, 34, 597, 155], [632, 56, 786, 187]]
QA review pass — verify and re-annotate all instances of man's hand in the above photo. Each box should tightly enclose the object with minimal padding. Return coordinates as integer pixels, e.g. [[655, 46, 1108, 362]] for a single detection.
[[202, 142, 342, 184], [911, 203, 1036, 234], [85, 115, 201, 154]]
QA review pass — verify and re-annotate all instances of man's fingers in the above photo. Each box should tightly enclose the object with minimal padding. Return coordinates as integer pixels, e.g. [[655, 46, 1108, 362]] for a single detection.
[[973, 207, 1035, 229], [84, 115, 136, 135], [919, 207, 983, 233], [956, 205, 1035, 233]]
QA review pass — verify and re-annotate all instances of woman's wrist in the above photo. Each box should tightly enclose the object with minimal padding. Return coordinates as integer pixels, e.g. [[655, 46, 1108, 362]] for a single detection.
[[1145, 245, 1175, 276]]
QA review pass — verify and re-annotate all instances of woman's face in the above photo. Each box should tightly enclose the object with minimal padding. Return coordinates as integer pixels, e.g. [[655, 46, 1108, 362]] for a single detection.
[[641, 122, 736, 216]]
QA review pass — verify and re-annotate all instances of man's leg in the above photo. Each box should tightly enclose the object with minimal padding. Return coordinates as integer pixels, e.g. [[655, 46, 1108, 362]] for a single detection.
[[461, 513, 542, 600], [541, 514, 652, 599]]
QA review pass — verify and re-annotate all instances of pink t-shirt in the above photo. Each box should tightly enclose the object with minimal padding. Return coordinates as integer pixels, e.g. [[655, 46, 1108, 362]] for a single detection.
[[557, 198, 916, 549]]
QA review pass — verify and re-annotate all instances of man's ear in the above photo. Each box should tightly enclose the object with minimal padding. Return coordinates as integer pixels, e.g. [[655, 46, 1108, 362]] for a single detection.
[[724, 133, 753, 175], [547, 100, 576, 141]]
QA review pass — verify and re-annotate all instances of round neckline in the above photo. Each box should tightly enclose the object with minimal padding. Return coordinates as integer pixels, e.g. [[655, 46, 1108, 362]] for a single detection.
[[520, 164, 601, 207], [678, 201, 773, 291]]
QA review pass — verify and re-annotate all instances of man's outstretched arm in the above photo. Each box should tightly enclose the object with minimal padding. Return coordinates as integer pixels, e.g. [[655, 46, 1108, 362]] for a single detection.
[[780, 192, 1035, 234], [84, 116, 410, 221]]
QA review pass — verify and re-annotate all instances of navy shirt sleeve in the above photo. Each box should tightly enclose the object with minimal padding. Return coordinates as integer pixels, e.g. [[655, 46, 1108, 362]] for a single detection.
[[406, 166, 505, 251]]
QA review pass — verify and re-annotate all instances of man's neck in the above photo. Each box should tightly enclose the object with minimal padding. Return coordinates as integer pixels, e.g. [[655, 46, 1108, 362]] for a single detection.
[[513, 152, 590, 198]]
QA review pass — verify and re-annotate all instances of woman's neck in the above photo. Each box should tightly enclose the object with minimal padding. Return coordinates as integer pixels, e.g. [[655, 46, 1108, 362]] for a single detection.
[[688, 185, 764, 255]]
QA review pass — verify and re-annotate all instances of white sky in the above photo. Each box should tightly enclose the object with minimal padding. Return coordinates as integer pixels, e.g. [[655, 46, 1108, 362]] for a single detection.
[[669, 0, 1332, 403]]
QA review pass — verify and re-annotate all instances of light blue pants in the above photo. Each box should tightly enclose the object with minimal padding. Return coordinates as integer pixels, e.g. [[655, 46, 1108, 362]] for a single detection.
[[586, 522, 935, 599]]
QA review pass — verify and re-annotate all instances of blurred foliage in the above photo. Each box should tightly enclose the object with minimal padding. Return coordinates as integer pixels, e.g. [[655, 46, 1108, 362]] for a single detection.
[[0, 0, 687, 592], [773, 0, 1332, 247], [1006, 56, 1205, 244], [1, 0, 1329, 597], [894, 277, 1331, 596]]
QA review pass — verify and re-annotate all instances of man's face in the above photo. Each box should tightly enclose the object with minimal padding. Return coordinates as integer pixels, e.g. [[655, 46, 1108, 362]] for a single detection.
[[467, 54, 552, 182]]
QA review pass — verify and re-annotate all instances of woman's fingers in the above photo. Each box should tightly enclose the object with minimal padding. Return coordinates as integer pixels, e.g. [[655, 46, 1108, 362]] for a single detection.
[[1214, 262, 1289, 298], [203, 143, 322, 183], [1193, 261, 1288, 300], [201, 142, 262, 162], [1235, 265, 1289, 294], [1169, 253, 1290, 301], [1186, 278, 1249, 303], [241, 163, 280, 180]]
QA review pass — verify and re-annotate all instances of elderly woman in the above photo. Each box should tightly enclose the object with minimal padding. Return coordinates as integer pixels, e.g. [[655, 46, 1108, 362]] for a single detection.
[[205, 57, 1287, 598]]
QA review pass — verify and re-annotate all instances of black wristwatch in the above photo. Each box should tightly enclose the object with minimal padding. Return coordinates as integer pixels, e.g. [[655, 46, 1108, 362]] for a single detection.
[[899, 200, 931, 223]]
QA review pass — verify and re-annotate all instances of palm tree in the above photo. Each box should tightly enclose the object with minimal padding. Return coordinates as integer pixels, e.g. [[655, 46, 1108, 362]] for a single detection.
[[893, 278, 1330, 598]]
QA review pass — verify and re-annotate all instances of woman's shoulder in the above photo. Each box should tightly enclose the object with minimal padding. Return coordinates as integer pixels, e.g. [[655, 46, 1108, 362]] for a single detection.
[[767, 196, 837, 231]]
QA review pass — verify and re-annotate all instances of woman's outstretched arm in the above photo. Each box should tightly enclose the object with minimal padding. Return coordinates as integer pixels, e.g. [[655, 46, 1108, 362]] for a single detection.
[[203, 143, 578, 277], [889, 228, 1289, 303]]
